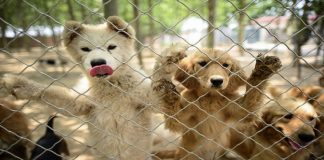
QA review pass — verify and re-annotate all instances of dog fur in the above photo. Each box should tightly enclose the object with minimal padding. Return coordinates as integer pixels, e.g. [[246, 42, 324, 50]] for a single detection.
[[286, 86, 324, 159], [287, 86, 324, 112], [0, 99, 31, 159], [0, 16, 156, 159], [152, 44, 282, 159], [226, 87, 319, 160]]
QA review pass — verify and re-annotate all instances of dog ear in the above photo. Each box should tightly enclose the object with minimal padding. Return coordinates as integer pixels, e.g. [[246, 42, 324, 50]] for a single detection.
[[63, 21, 83, 46], [260, 108, 273, 124], [107, 16, 135, 39], [288, 87, 302, 98], [224, 62, 247, 93], [174, 61, 200, 89]]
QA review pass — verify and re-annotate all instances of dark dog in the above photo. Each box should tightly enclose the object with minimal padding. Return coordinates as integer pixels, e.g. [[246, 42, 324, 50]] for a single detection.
[[0, 99, 31, 160], [38, 58, 68, 66], [30, 116, 69, 160]]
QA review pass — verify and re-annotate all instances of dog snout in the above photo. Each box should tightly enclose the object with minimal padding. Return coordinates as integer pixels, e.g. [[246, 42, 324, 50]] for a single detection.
[[210, 77, 223, 87], [91, 59, 106, 67], [298, 133, 315, 143]]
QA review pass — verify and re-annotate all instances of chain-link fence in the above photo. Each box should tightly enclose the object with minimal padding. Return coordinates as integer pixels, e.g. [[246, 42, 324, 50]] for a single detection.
[[0, 0, 323, 159]]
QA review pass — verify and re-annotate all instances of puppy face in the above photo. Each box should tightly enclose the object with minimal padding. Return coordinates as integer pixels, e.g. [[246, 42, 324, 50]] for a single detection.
[[63, 16, 135, 79], [175, 49, 246, 92], [263, 98, 318, 151]]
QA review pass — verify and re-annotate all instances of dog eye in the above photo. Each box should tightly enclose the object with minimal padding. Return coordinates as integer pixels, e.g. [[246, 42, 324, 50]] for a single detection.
[[198, 61, 207, 67], [107, 45, 117, 51], [222, 63, 229, 68], [81, 47, 91, 52], [284, 113, 293, 120]]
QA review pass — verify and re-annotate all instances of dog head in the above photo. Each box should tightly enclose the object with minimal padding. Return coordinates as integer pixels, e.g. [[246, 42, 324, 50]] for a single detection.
[[262, 90, 319, 152], [287, 86, 324, 156], [63, 16, 135, 79], [288, 86, 324, 113], [174, 48, 246, 93]]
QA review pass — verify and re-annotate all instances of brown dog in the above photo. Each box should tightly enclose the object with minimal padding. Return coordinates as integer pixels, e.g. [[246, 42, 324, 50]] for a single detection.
[[152, 45, 282, 159], [226, 87, 320, 160], [287, 86, 324, 159], [0, 99, 31, 159]]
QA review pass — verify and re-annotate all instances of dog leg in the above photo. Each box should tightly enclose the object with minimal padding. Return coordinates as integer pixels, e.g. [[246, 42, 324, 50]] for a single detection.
[[0, 74, 95, 116], [237, 55, 282, 121], [152, 44, 188, 113], [152, 44, 191, 133]]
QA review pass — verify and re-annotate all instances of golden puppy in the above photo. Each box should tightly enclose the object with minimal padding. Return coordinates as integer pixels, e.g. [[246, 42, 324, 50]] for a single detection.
[[227, 88, 319, 160], [286, 86, 324, 159], [152, 45, 282, 159]]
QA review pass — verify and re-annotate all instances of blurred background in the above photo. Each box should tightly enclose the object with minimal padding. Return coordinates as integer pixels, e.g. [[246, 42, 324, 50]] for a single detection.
[[0, 0, 323, 74], [0, 0, 323, 159]]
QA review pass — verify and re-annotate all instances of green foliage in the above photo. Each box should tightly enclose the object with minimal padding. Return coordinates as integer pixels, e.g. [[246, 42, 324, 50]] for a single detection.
[[1, 0, 290, 38]]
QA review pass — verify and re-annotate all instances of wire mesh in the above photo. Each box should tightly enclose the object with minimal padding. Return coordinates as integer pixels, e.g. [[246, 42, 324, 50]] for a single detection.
[[0, 0, 323, 160]]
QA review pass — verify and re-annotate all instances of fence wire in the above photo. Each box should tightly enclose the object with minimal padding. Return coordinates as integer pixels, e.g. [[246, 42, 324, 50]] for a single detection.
[[0, 0, 323, 160]]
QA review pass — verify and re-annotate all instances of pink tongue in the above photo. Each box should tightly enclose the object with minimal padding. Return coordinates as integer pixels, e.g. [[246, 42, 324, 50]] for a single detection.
[[89, 65, 113, 77], [288, 139, 302, 151]]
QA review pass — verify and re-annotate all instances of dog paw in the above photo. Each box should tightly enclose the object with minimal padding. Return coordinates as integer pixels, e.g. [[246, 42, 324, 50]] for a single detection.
[[257, 55, 282, 71], [161, 43, 188, 64], [158, 43, 189, 72], [78, 99, 96, 115], [0, 74, 43, 99], [153, 43, 189, 81], [253, 54, 282, 78]]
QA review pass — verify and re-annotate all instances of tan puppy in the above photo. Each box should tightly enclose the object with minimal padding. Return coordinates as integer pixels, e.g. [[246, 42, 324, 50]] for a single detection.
[[286, 86, 324, 159], [152, 45, 282, 159], [227, 88, 319, 160]]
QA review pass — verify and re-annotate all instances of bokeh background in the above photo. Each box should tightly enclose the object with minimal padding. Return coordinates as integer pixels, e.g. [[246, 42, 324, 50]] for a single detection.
[[0, 0, 323, 159]]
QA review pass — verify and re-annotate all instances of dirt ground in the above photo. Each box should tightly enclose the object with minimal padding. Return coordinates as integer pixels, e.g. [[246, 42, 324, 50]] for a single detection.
[[0, 46, 322, 159]]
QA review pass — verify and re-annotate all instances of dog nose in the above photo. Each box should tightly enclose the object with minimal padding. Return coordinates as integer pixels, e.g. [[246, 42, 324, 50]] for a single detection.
[[91, 59, 106, 67], [210, 78, 223, 87], [298, 133, 315, 143]]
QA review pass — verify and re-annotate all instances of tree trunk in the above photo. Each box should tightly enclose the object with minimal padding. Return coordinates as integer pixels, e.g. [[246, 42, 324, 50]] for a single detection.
[[67, 0, 76, 20], [315, 41, 321, 65], [315, 21, 324, 65], [80, 4, 87, 22], [43, 1, 57, 45], [148, 0, 155, 48], [238, 0, 246, 55], [0, 3, 7, 49], [295, 44, 302, 79], [291, 0, 310, 79], [207, 0, 216, 48], [16, 2, 30, 51], [323, 52, 324, 66], [103, 0, 118, 18], [132, 0, 143, 67]]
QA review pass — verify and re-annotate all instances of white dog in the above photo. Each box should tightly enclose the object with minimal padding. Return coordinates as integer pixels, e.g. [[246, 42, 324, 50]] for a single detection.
[[1, 16, 156, 159]]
